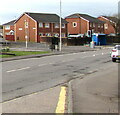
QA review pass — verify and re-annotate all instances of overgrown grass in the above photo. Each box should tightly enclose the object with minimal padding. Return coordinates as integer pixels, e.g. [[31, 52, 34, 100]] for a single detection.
[[0, 51, 50, 58]]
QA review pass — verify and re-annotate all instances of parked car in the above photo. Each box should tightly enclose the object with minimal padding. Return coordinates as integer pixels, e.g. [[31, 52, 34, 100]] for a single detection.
[[111, 45, 120, 62]]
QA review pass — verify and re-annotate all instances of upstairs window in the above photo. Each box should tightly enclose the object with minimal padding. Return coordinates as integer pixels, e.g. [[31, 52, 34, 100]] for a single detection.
[[73, 22, 77, 27], [5, 25, 10, 30], [62, 23, 65, 28], [98, 24, 101, 28], [104, 24, 108, 29], [90, 23, 92, 27], [39, 23, 43, 28], [93, 23, 95, 27], [55, 23, 59, 28], [45, 23, 50, 28]]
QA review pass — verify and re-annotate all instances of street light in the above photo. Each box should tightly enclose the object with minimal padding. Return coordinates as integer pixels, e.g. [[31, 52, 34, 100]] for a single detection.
[[25, 20, 28, 48], [59, 0, 62, 51]]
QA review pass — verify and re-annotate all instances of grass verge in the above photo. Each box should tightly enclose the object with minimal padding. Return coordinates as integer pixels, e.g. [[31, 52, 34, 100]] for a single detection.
[[0, 51, 50, 58]]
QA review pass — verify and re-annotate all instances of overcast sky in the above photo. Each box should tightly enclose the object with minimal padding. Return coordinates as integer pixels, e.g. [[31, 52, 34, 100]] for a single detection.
[[0, 0, 119, 24]]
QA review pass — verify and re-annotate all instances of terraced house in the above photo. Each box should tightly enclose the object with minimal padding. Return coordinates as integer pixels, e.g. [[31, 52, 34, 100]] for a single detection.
[[65, 13, 105, 37], [14, 12, 68, 43], [98, 16, 119, 34], [3, 20, 16, 41]]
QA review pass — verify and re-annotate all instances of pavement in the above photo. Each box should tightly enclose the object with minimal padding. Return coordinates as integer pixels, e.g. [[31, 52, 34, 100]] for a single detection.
[[1, 44, 115, 113]]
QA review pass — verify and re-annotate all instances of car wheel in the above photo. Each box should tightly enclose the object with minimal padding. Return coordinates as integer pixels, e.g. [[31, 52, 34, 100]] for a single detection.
[[112, 58, 116, 62]]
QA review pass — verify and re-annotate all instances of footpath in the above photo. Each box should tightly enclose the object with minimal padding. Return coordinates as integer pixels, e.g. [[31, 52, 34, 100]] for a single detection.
[[1, 45, 114, 113]]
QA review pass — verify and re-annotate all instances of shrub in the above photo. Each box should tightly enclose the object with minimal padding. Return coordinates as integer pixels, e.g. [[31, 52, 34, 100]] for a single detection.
[[1, 47, 10, 52]]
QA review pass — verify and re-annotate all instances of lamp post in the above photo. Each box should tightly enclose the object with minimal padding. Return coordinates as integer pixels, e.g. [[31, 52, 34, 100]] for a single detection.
[[59, 0, 62, 51], [25, 20, 28, 48]]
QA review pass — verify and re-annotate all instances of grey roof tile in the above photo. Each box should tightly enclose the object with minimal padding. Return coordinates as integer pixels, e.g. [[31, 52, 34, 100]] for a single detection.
[[26, 12, 67, 23], [66, 13, 105, 24]]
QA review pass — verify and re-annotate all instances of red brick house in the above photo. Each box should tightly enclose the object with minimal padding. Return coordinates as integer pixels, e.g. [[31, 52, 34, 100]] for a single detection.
[[14, 12, 68, 43], [98, 16, 119, 34], [3, 20, 16, 41], [65, 13, 105, 37]]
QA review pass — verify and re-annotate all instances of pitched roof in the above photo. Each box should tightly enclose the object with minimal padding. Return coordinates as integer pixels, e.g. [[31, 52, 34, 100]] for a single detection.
[[65, 13, 105, 24], [25, 12, 67, 23], [3, 20, 16, 25], [101, 16, 119, 23]]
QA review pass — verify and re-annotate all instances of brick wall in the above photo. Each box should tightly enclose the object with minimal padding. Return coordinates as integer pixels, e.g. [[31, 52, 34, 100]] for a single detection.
[[98, 17, 116, 34], [15, 14, 37, 42]]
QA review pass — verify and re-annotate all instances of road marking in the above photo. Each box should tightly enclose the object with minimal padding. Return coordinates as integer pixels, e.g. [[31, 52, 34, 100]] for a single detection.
[[93, 54, 96, 56], [7, 70, 16, 73], [7, 67, 30, 73], [38, 63, 47, 67], [17, 67, 30, 71], [56, 86, 67, 113]]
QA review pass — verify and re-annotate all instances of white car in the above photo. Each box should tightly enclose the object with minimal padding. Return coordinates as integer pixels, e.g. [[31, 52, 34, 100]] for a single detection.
[[111, 45, 120, 62]]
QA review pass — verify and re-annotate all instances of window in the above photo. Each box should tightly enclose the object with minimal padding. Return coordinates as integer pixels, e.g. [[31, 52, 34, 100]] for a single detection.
[[45, 33, 51, 37], [62, 23, 65, 28], [73, 22, 77, 27], [90, 23, 92, 27], [19, 28, 22, 30], [45, 23, 50, 28], [39, 23, 43, 28], [5, 25, 10, 30], [54, 33, 59, 37], [55, 23, 59, 28], [93, 23, 95, 27], [61, 33, 65, 37], [98, 24, 100, 28], [101, 25, 103, 28], [39, 33, 43, 36], [104, 24, 108, 29]]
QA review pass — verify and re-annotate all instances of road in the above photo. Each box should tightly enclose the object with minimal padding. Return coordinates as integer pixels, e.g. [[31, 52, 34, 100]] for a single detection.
[[71, 62, 118, 113], [2, 48, 114, 103]]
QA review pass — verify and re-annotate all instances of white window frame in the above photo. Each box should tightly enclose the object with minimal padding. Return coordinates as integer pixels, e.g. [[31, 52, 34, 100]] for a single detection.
[[45, 23, 50, 28], [5, 25, 10, 30], [62, 23, 65, 28], [45, 33, 51, 37], [55, 23, 59, 28], [73, 22, 77, 27], [93, 23, 95, 27], [54, 33, 59, 37], [104, 24, 108, 29], [39, 23, 43, 28], [90, 23, 92, 27]]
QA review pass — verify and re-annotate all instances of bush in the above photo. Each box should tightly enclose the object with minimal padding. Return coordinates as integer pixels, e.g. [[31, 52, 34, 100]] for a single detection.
[[1, 47, 10, 52]]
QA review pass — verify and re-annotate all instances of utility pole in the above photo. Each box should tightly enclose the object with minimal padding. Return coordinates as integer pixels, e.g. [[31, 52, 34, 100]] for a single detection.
[[59, 0, 62, 51]]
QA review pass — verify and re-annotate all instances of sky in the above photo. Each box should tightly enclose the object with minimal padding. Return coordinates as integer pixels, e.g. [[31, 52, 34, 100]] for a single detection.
[[0, 0, 119, 24]]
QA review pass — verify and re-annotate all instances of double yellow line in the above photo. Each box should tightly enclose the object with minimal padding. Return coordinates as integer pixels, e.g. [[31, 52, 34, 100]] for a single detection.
[[55, 86, 67, 113]]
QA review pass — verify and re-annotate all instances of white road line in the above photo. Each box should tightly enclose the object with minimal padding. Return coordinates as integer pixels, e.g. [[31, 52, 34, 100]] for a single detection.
[[7, 70, 17, 73], [17, 67, 30, 71], [38, 63, 47, 67], [7, 67, 30, 73]]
